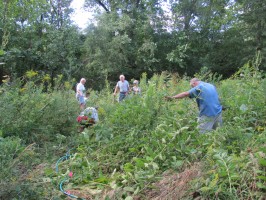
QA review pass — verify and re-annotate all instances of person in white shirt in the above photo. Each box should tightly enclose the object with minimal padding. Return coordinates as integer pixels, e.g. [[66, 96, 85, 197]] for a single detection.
[[113, 75, 130, 102], [132, 80, 141, 95], [76, 78, 86, 110]]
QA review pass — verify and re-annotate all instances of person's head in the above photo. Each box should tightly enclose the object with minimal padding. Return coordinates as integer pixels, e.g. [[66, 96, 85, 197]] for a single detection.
[[133, 80, 139, 85], [119, 75, 125, 81], [190, 78, 200, 88], [80, 78, 86, 85]]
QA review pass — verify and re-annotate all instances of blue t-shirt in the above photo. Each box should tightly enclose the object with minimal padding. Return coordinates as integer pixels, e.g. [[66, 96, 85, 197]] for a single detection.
[[116, 80, 129, 92], [188, 81, 222, 117]]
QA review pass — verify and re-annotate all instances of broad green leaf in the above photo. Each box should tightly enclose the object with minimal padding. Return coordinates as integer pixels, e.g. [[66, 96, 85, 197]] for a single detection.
[[173, 160, 183, 167], [134, 158, 145, 168], [93, 176, 109, 184], [123, 187, 135, 192], [200, 186, 211, 192], [0, 49, 4, 55], [231, 174, 240, 180], [256, 182, 266, 189], [257, 176, 266, 181], [259, 158, 266, 167], [123, 163, 134, 172]]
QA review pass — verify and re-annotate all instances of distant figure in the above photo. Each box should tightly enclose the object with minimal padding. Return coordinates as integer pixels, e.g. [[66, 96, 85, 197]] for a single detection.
[[76, 78, 86, 110], [165, 78, 222, 133], [132, 80, 141, 95], [113, 75, 130, 102]]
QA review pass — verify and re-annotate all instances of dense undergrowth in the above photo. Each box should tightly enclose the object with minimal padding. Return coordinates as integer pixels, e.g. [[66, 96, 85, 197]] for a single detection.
[[0, 63, 265, 199]]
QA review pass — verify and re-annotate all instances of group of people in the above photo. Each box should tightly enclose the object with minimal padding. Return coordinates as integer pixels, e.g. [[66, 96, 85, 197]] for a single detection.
[[113, 74, 141, 102], [76, 75, 141, 110], [76, 76, 223, 134]]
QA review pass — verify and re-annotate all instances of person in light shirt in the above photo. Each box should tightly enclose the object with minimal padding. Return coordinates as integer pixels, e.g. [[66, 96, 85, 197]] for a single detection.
[[113, 75, 130, 102], [132, 80, 141, 95], [76, 78, 86, 110]]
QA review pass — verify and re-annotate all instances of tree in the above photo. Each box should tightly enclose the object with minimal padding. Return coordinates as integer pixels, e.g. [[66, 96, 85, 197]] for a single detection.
[[0, 0, 83, 84]]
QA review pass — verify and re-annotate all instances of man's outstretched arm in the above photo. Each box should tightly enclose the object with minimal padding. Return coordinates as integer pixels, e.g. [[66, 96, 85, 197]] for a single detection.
[[165, 91, 189, 100]]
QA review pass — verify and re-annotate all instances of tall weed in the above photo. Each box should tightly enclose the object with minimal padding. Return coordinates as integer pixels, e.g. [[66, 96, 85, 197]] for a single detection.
[[0, 74, 78, 143]]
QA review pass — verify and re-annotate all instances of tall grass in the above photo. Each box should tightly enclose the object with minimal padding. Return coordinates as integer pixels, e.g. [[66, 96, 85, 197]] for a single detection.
[[0, 64, 265, 199]]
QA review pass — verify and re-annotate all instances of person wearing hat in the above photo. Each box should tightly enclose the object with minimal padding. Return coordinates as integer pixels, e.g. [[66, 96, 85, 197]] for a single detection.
[[132, 80, 141, 95], [113, 75, 130, 102]]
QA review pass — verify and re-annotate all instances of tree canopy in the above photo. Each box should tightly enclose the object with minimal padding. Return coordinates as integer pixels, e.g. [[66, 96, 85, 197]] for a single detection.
[[0, 0, 265, 88]]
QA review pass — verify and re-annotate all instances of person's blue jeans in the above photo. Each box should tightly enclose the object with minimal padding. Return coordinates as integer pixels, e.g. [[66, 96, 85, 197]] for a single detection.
[[119, 92, 127, 102], [76, 94, 85, 105]]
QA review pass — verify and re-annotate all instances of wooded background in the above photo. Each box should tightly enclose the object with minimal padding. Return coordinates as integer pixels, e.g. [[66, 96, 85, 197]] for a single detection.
[[0, 0, 265, 89]]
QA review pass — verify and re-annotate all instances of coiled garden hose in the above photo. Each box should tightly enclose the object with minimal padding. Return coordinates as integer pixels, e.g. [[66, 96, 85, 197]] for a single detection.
[[56, 149, 85, 199]]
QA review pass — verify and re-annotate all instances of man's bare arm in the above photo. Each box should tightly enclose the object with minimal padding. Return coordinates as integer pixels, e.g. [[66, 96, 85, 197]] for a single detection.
[[172, 91, 189, 99], [165, 91, 189, 101]]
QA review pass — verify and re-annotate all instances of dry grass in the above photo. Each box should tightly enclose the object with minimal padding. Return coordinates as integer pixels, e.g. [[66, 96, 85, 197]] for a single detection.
[[142, 162, 202, 200]]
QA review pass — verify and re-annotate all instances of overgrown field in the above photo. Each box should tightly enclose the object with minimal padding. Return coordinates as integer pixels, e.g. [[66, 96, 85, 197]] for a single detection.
[[0, 64, 265, 199]]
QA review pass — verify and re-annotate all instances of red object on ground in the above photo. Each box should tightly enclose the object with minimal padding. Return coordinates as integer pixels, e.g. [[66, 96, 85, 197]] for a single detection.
[[76, 116, 88, 123]]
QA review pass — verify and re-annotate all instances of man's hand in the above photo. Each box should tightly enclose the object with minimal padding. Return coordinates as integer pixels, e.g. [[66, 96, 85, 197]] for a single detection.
[[164, 96, 174, 101]]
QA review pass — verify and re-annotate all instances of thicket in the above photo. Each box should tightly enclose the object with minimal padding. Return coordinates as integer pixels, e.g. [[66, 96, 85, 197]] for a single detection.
[[1, 0, 266, 89], [0, 62, 265, 199]]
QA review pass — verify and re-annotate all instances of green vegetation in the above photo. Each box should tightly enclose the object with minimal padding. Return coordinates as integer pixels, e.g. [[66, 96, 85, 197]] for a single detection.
[[0, 62, 265, 199], [0, 0, 265, 198], [1, 0, 266, 88]]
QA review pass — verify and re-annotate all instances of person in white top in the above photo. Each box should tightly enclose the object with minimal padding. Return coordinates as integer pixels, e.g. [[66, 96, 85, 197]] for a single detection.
[[113, 75, 130, 102], [132, 80, 141, 95], [76, 78, 86, 110]]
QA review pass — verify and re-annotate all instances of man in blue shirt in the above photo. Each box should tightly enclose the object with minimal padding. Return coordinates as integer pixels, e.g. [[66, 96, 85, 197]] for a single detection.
[[165, 78, 222, 133]]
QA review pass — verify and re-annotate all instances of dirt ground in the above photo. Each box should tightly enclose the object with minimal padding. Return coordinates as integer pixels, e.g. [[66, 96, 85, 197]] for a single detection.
[[141, 162, 202, 200]]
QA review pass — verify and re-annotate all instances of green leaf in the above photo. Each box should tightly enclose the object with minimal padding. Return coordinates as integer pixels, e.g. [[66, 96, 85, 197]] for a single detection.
[[200, 186, 211, 192], [256, 182, 266, 189], [231, 174, 240, 180], [134, 158, 145, 168], [145, 156, 153, 161], [123, 187, 135, 192], [93, 176, 109, 184], [123, 163, 134, 173], [0, 49, 4, 56], [172, 160, 183, 168], [257, 176, 266, 181], [258, 158, 266, 167]]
